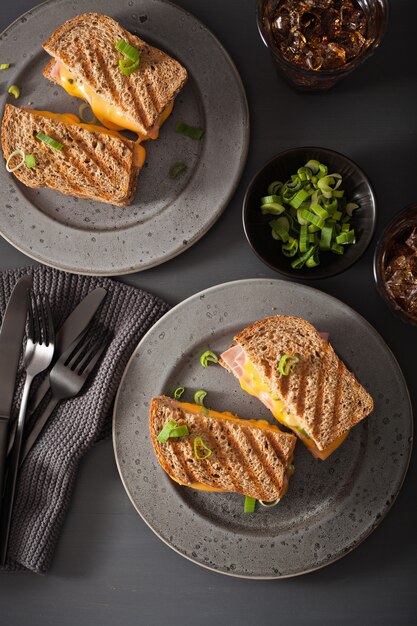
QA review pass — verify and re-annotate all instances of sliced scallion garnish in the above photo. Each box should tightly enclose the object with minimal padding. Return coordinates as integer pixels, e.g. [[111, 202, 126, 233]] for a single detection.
[[200, 350, 218, 368], [168, 425, 190, 438], [175, 121, 204, 140], [169, 161, 187, 180], [5, 149, 25, 173], [0, 63, 10, 70], [36, 131, 63, 151], [244, 496, 257, 513], [25, 154, 36, 169], [173, 386, 185, 400], [278, 354, 299, 376], [115, 38, 141, 62], [258, 498, 280, 508], [194, 390, 207, 406], [8, 85, 20, 99], [156, 419, 177, 443], [193, 436, 212, 460]]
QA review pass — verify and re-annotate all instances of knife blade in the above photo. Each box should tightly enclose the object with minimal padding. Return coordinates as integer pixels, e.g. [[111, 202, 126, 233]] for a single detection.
[[7, 287, 107, 456], [29, 287, 107, 413], [0, 274, 32, 501]]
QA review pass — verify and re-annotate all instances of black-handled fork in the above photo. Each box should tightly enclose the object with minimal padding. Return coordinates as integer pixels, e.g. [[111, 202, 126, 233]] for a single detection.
[[0, 295, 55, 565], [20, 330, 107, 466]]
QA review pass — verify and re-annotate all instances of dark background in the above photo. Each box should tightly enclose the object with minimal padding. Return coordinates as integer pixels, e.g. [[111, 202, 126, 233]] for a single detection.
[[0, 0, 416, 624]]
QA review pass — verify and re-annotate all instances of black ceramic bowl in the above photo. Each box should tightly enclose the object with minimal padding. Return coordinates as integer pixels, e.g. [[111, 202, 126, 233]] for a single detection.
[[373, 203, 417, 326], [243, 147, 377, 280]]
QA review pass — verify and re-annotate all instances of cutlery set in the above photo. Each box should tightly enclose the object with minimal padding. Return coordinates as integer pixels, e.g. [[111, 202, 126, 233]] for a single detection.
[[0, 275, 107, 564]]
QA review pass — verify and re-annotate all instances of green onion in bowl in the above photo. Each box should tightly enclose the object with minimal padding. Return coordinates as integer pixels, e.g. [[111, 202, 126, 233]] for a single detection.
[[260, 160, 359, 270]]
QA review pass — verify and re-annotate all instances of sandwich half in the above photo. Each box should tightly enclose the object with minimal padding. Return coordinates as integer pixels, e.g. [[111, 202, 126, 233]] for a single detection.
[[42, 13, 188, 139], [220, 316, 374, 460], [2, 104, 144, 205], [150, 396, 297, 502]]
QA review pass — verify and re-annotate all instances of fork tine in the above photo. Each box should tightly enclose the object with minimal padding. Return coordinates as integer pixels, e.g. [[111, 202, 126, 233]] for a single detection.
[[67, 333, 92, 369], [75, 338, 103, 374], [78, 341, 107, 377], [43, 297, 55, 347], [38, 295, 48, 346], [31, 293, 41, 344], [27, 293, 35, 341]]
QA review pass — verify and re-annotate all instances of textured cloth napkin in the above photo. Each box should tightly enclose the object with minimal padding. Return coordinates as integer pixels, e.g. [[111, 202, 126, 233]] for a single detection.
[[0, 266, 169, 573]]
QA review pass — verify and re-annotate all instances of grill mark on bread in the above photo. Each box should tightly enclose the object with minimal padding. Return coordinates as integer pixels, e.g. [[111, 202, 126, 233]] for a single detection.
[[294, 359, 308, 417], [330, 359, 345, 433], [65, 127, 130, 181], [93, 46, 127, 116], [242, 429, 279, 500], [201, 427, 242, 492], [263, 431, 287, 467], [310, 356, 325, 439], [146, 82, 161, 115], [168, 441, 197, 484]]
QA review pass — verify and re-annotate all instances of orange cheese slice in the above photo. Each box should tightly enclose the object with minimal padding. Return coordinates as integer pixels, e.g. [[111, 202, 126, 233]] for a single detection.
[[27, 108, 146, 168], [57, 62, 173, 139]]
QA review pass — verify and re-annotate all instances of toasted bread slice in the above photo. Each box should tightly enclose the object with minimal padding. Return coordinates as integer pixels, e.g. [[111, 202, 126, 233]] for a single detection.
[[42, 13, 188, 137], [221, 316, 374, 454], [150, 396, 296, 502], [2, 104, 140, 205]]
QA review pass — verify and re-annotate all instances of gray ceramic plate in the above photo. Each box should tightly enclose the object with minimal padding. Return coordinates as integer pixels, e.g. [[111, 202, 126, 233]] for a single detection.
[[113, 279, 413, 578], [0, 0, 249, 275]]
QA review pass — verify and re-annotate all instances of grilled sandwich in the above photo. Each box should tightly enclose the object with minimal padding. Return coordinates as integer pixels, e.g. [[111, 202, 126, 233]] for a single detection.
[[220, 316, 374, 460], [42, 13, 188, 140], [2, 104, 144, 205], [150, 396, 297, 502]]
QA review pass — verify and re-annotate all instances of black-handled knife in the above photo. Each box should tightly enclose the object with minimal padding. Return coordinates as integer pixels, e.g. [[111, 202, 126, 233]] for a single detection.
[[7, 287, 107, 456], [0, 275, 32, 505]]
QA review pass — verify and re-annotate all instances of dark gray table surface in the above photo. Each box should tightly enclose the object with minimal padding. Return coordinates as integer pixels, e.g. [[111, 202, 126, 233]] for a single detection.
[[0, 0, 416, 624]]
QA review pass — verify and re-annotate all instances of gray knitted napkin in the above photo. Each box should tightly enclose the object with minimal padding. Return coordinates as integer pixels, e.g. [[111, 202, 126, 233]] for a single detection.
[[0, 266, 169, 573]]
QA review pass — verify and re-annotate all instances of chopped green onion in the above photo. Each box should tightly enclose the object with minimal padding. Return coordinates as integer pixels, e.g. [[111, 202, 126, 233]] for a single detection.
[[115, 38, 141, 62], [270, 217, 290, 242], [169, 161, 187, 180], [79, 103, 97, 124], [168, 425, 190, 438], [295, 426, 309, 438], [0, 63, 10, 70], [68, 78, 74, 84], [267, 180, 282, 195], [25, 154, 36, 169], [244, 496, 256, 513], [8, 85, 20, 99], [320, 223, 334, 250], [281, 236, 298, 257], [157, 419, 177, 443], [278, 354, 299, 376], [119, 58, 140, 75], [299, 209, 326, 229], [299, 224, 309, 253], [173, 386, 185, 400], [346, 202, 359, 217], [193, 436, 212, 460], [262, 159, 359, 270], [194, 390, 207, 406], [175, 121, 204, 140], [36, 131, 63, 151], [258, 498, 281, 508], [289, 187, 311, 209], [336, 229, 356, 245], [200, 350, 218, 368], [261, 202, 286, 215], [5, 148, 25, 173]]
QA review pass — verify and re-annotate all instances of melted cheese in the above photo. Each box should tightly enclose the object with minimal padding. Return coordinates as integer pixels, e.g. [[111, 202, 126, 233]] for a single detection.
[[58, 62, 173, 139], [26, 109, 146, 168], [166, 402, 292, 494], [238, 360, 349, 460]]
